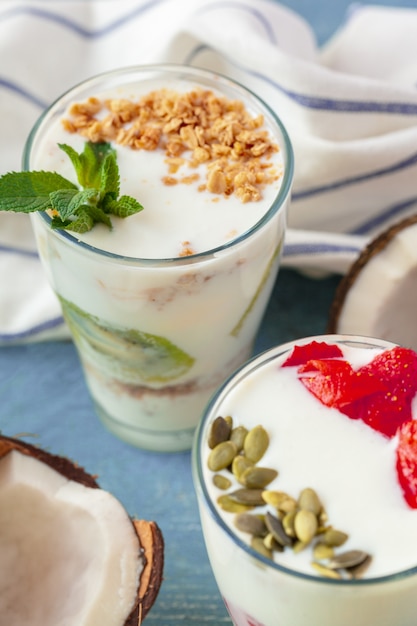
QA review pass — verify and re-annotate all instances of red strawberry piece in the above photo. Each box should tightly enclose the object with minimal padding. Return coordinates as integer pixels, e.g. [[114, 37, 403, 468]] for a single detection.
[[396, 419, 417, 508], [298, 359, 355, 408], [342, 391, 412, 438], [298, 358, 385, 411], [282, 341, 343, 367], [345, 347, 417, 438]]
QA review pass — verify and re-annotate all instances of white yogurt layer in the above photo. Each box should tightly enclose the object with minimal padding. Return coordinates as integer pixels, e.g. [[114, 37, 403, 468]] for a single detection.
[[202, 343, 417, 579], [33, 78, 284, 259]]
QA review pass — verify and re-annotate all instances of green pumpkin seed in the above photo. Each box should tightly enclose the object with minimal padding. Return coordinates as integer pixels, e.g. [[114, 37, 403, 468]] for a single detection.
[[263, 532, 284, 552], [349, 554, 372, 579], [228, 488, 265, 506], [217, 494, 255, 513], [208, 416, 232, 449], [244, 425, 269, 463], [298, 488, 322, 516], [262, 490, 297, 513], [282, 511, 297, 538], [321, 528, 349, 547], [265, 511, 293, 547], [294, 509, 318, 544], [293, 540, 309, 553], [212, 474, 232, 490], [234, 512, 267, 537], [313, 542, 335, 561], [208, 440, 238, 472], [240, 466, 278, 489], [327, 550, 370, 570], [230, 426, 248, 452], [311, 561, 342, 579], [251, 535, 273, 559], [231, 454, 254, 479]]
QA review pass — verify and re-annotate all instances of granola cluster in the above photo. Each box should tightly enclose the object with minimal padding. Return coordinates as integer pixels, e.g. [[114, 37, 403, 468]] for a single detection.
[[62, 87, 281, 203]]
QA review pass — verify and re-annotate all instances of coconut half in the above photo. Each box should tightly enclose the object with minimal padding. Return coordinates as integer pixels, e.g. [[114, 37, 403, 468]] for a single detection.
[[0, 435, 164, 626], [328, 215, 417, 349]]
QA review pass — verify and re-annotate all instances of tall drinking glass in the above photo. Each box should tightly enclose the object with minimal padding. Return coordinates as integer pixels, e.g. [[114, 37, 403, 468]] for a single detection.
[[26, 65, 293, 452]]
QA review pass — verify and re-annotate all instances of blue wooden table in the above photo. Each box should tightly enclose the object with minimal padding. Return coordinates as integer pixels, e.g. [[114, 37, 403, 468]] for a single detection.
[[0, 1, 413, 623]]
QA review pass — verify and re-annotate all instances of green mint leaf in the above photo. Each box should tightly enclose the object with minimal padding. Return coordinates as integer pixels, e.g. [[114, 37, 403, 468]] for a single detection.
[[59, 142, 116, 190], [49, 188, 98, 221], [0, 140, 145, 233], [0, 171, 77, 213], [107, 195, 144, 218], [81, 204, 113, 229], [52, 206, 94, 233], [100, 153, 120, 200], [57, 144, 83, 184]]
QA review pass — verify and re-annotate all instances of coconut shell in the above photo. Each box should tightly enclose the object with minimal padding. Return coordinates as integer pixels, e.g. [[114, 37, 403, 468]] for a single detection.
[[328, 214, 417, 338], [0, 434, 164, 624]]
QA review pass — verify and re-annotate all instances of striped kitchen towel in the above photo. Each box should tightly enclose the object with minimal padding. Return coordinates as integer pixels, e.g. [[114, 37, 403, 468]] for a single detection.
[[1, 0, 417, 342]]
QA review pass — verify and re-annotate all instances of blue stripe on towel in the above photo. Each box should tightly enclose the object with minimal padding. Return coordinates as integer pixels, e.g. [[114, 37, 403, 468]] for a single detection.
[[0, 78, 47, 110], [0, 245, 39, 258], [350, 197, 417, 235], [0, 316, 65, 343], [292, 154, 417, 200], [186, 43, 417, 117], [0, 1, 167, 38], [283, 242, 362, 258]]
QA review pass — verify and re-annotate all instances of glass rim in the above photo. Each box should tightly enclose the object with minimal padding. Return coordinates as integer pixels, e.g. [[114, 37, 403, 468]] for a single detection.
[[24, 63, 293, 267], [192, 333, 417, 586]]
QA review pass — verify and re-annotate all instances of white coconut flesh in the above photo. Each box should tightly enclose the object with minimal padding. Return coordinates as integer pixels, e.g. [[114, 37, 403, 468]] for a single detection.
[[328, 217, 417, 350], [0, 449, 142, 626]]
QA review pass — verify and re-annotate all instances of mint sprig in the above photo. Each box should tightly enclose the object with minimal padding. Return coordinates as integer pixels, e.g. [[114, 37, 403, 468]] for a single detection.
[[0, 142, 144, 233]]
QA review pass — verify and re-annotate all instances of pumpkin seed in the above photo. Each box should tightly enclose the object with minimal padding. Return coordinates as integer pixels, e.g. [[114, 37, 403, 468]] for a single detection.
[[251, 535, 273, 559], [231, 454, 254, 480], [313, 542, 335, 561], [240, 466, 278, 489], [262, 490, 297, 513], [349, 554, 372, 579], [230, 425, 248, 452], [282, 511, 297, 538], [327, 550, 370, 570], [228, 488, 265, 506], [294, 509, 318, 544], [212, 474, 232, 490], [217, 494, 255, 513], [264, 532, 284, 552], [224, 415, 233, 429], [298, 487, 322, 516], [234, 512, 267, 537], [244, 425, 269, 463], [208, 416, 232, 449], [293, 540, 309, 553], [311, 561, 342, 579], [321, 528, 348, 547], [261, 490, 291, 508], [208, 440, 238, 472], [265, 511, 293, 547]]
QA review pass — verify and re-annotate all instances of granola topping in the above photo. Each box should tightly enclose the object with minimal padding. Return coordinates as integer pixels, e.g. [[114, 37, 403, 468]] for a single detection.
[[62, 88, 281, 203]]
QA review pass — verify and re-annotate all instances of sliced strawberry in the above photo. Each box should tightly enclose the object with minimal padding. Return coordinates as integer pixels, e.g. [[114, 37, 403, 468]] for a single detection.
[[299, 358, 385, 411], [282, 341, 343, 367], [343, 392, 412, 438], [396, 419, 417, 508], [298, 359, 355, 408], [359, 346, 417, 396], [349, 347, 417, 437]]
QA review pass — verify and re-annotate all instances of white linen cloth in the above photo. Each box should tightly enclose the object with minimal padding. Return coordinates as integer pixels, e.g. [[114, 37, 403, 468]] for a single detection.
[[1, 0, 417, 342]]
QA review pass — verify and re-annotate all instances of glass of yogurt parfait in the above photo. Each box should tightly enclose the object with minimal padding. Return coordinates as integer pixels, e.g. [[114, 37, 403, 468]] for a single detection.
[[24, 65, 292, 452], [192, 334, 417, 625]]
